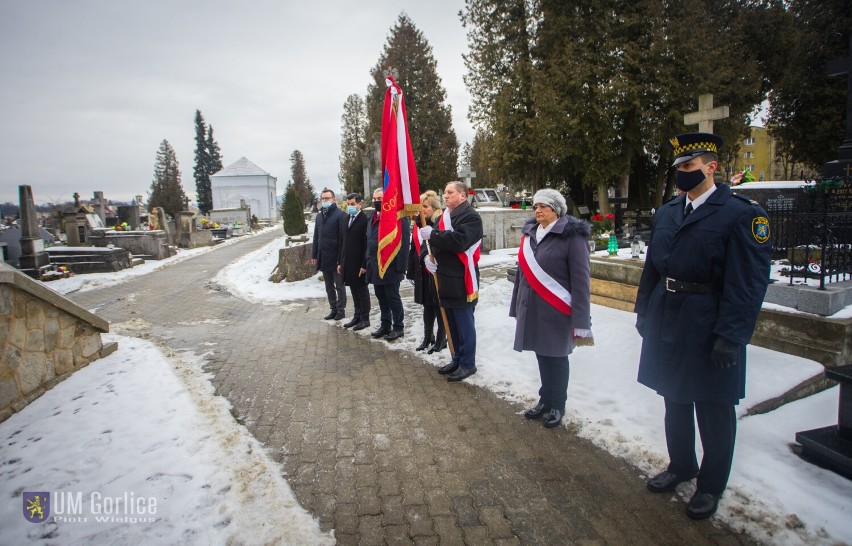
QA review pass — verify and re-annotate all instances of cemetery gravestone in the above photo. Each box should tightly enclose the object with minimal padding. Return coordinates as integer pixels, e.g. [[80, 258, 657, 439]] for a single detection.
[[17, 185, 50, 278]]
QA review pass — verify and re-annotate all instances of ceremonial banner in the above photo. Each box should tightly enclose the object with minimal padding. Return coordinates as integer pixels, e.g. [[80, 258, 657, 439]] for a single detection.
[[378, 76, 420, 278]]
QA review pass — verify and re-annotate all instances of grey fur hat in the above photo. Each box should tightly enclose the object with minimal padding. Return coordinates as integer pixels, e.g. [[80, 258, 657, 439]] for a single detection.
[[532, 189, 568, 217]]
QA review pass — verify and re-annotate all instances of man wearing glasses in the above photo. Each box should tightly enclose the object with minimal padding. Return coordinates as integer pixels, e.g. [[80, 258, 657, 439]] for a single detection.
[[312, 188, 347, 320]]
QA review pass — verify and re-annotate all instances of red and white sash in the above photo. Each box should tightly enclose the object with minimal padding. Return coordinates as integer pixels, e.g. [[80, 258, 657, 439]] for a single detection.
[[438, 208, 481, 302], [518, 235, 572, 315]]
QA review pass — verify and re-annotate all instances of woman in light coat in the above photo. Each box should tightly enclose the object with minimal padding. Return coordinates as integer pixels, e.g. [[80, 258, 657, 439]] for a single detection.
[[509, 189, 593, 428]]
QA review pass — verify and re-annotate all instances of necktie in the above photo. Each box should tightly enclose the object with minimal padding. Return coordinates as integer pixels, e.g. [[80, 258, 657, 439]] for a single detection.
[[349, 216, 354, 228], [684, 202, 693, 218]]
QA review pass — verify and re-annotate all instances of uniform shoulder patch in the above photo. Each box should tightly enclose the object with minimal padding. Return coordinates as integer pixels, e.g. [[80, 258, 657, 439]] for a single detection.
[[752, 216, 770, 244]]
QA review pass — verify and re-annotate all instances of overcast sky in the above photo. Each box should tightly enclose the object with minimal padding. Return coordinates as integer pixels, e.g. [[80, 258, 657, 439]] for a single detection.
[[0, 0, 473, 205]]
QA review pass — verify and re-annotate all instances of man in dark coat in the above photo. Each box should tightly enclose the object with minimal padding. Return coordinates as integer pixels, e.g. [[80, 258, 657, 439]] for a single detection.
[[312, 188, 347, 320], [635, 133, 771, 520], [363, 187, 410, 341], [338, 193, 370, 331], [419, 181, 484, 382]]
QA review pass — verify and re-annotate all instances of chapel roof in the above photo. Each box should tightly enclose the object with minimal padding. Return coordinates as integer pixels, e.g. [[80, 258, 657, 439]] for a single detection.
[[212, 157, 270, 177]]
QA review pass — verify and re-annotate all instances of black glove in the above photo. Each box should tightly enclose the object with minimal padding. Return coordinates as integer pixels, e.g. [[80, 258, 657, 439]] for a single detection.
[[711, 336, 740, 368], [635, 315, 646, 337]]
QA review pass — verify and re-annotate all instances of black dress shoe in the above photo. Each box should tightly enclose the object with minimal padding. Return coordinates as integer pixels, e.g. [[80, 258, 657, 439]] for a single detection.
[[447, 366, 477, 382], [370, 326, 391, 338], [543, 409, 563, 428], [333, 311, 345, 320], [385, 330, 404, 341], [343, 317, 360, 328], [352, 320, 370, 331], [323, 310, 337, 320], [415, 336, 434, 351], [646, 471, 695, 493], [438, 360, 459, 375], [524, 402, 547, 420], [686, 491, 720, 520], [428, 338, 447, 354]]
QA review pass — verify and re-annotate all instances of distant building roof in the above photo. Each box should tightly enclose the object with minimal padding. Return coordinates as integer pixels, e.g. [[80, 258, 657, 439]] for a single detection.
[[212, 157, 271, 177]]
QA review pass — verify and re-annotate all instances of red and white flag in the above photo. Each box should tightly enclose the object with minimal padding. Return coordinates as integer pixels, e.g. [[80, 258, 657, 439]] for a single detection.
[[378, 76, 420, 278]]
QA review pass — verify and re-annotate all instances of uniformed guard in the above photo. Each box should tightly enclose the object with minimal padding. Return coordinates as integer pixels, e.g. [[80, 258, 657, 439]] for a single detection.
[[634, 132, 771, 520]]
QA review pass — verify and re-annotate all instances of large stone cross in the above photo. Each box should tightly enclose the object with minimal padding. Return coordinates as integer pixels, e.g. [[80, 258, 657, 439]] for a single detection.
[[458, 167, 477, 188], [684, 94, 729, 133], [827, 36, 852, 157]]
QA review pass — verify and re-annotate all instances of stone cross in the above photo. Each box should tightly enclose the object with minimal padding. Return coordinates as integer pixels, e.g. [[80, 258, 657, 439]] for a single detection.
[[73, 192, 80, 207], [827, 36, 852, 159], [93, 191, 106, 224], [684, 94, 729, 133], [183, 196, 190, 211], [458, 167, 477, 188]]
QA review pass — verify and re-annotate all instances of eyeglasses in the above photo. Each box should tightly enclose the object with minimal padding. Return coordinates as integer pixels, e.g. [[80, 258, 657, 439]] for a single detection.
[[320, 197, 335, 202]]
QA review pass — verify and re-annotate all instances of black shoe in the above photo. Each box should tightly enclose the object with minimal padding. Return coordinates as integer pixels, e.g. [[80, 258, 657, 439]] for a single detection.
[[646, 471, 695, 493], [524, 402, 547, 420], [686, 491, 720, 520], [416, 336, 434, 351], [385, 330, 404, 341], [323, 310, 337, 320], [447, 366, 477, 382], [333, 311, 345, 320], [543, 409, 563, 428], [352, 320, 370, 331], [438, 360, 459, 375], [343, 317, 360, 328], [428, 337, 447, 354], [370, 326, 391, 338]]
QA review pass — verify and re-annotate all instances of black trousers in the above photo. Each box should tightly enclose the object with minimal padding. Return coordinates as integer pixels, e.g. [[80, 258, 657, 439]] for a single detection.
[[422, 305, 446, 340], [348, 283, 370, 321], [374, 282, 404, 331], [664, 398, 737, 495], [536, 354, 570, 412]]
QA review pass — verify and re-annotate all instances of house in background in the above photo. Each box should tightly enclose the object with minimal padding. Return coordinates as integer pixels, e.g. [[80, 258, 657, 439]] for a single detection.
[[211, 157, 279, 221], [730, 126, 817, 181]]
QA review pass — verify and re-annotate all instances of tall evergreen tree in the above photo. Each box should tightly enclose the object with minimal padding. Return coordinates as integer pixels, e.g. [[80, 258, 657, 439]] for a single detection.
[[148, 139, 187, 218], [767, 0, 850, 170], [282, 183, 307, 236], [365, 13, 459, 192], [207, 124, 223, 176], [290, 150, 315, 207], [339, 94, 367, 196], [193, 110, 212, 214]]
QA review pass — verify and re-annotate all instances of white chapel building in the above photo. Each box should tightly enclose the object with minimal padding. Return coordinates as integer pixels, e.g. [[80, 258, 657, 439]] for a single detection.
[[210, 157, 279, 221]]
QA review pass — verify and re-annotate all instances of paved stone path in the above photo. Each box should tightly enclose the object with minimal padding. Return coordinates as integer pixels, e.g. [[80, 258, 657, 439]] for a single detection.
[[68, 231, 755, 545]]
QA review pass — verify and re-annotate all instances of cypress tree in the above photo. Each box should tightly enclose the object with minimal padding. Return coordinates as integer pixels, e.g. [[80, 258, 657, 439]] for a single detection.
[[193, 110, 212, 214], [282, 183, 307, 236], [290, 150, 314, 208]]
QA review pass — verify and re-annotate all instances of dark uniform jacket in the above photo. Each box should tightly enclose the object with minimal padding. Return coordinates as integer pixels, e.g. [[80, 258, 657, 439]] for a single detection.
[[406, 215, 440, 307], [338, 211, 368, 286], [312, 204, 346, 273], [634, 183, 771, 405], [428, 201, 483, 309], [509, 216, 592, 357], [364, 211, 410, 285]]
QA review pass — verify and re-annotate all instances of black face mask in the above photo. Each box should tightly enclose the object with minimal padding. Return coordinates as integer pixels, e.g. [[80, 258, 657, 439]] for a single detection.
[[373, 200, 382, 210], [675, 168, 706, 192]]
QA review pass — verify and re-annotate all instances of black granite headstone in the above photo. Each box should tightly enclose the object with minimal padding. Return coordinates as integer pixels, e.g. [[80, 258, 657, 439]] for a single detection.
[[796, 365, 852, 480]]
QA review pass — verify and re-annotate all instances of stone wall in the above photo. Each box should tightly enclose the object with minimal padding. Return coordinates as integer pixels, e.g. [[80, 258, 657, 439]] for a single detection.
[[88, 228, 174, 260], [0, 262, 115, 422], [477, 209, 534, 252]]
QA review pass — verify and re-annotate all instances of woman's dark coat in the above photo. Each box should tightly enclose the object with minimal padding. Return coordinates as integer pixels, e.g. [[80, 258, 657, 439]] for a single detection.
[[428, 202, 483, 309], [634, 183, 771, 405], [364, 211, 410, 285], [509, 216, 592, 357], [311, 204, 346, 273], [406, 215, 440, 307], [338, 211, 368, 286]]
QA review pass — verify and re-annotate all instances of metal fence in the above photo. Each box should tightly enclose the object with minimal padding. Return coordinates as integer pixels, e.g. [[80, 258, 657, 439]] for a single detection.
[[768, 175, 852, 289]]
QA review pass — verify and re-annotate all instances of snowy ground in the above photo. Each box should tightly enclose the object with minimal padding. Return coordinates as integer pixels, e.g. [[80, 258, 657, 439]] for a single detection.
[[2, 225, 851, 545]]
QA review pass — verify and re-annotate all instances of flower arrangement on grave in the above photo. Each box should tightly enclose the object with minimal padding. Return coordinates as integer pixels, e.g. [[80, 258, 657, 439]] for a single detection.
[[729, 170, 755, 186], [199, 218, 220, 229], [114, 222, 130, 231], [590, 213, 615, 239]]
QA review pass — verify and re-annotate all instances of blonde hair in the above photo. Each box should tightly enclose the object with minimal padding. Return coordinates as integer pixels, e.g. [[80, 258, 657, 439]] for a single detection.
[[420, 190, 443, 223]]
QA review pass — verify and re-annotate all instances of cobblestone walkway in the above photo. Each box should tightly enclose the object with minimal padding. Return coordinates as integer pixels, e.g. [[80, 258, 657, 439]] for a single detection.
[[67, 231, 755, 545]]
